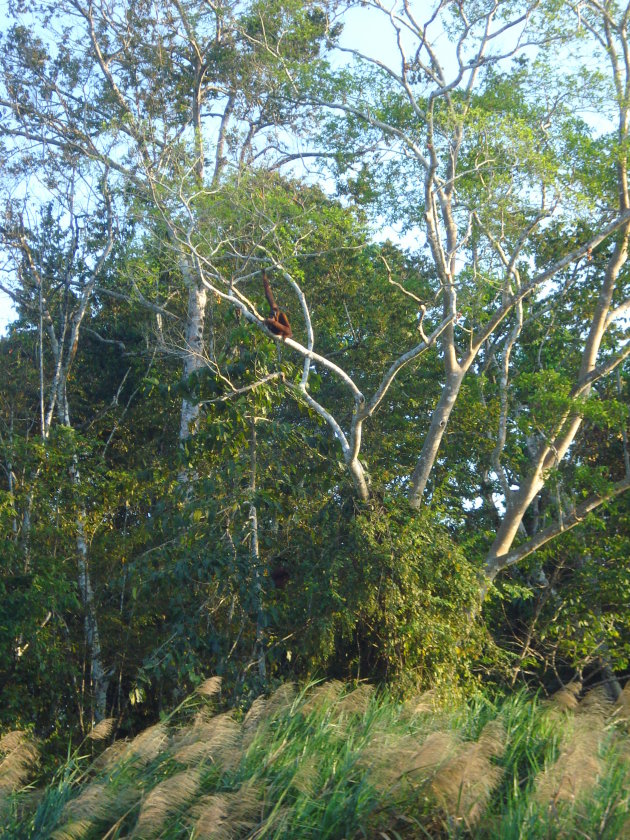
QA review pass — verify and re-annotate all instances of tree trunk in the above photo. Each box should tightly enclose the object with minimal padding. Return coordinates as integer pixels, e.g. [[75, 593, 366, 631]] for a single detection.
[[408, 367, 465, 507], [76, 512, 108, 721], [484, 222, 630, 581], [64, 381, 109, 721], [248, 420, 266, 685], [178, 282, 208, 441]]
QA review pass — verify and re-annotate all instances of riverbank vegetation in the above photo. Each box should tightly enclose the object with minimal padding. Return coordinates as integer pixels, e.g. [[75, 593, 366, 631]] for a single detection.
[[4, 680, 630, 838], [0, 0, 629, 833]]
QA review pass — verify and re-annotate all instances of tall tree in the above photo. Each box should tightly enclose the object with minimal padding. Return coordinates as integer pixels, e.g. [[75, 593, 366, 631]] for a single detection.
[[261, 0, 630, 587], [0, 0, 335, 453], [0, 183, 114, 720]]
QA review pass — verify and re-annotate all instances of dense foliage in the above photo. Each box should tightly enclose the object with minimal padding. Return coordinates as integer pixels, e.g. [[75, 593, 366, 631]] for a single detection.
[[0, 0, 628, 797]]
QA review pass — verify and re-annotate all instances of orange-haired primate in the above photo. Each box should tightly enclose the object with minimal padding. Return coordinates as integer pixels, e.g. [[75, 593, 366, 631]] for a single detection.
[[262, 270, 292, 339]]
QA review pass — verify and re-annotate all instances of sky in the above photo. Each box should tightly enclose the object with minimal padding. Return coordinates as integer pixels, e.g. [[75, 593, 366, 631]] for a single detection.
[[0, 300, 15, 334], [0, 3, 397, 335], [0, 0, 607, 335]]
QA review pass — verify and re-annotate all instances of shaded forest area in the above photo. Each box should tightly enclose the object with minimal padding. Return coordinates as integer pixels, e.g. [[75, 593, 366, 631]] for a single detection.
[[0, 0, 629, 766]]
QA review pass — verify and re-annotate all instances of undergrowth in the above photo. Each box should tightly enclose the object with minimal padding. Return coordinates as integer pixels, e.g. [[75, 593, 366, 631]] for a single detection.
[[2, 679, 630, 838]]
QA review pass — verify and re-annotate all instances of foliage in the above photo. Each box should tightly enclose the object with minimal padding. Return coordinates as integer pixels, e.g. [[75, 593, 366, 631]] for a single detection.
[[281, 497, 486, 690], [0, 0, 629, 761]]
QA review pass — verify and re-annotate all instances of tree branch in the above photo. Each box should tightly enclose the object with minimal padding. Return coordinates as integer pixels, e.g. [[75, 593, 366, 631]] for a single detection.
[[484, 477, 630, 581]]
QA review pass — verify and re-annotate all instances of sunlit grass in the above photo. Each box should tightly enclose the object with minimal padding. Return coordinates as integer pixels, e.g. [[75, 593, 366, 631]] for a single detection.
[[2, 680, 630, 838]]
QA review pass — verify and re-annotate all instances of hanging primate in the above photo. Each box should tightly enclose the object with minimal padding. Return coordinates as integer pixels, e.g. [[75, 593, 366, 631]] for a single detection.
[[262, 270, 292, 339]]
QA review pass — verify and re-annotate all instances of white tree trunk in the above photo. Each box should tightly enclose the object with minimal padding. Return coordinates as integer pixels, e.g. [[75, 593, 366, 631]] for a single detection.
[[484, 225, 630, 580], [408, 367, 465, 508], [76, 513, 108, 721], [249, 420, 266, 684], [178, 282, 208, 441]]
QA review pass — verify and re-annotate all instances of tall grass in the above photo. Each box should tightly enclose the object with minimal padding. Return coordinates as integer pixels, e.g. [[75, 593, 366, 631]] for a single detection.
[[2, 680, 630, 838]]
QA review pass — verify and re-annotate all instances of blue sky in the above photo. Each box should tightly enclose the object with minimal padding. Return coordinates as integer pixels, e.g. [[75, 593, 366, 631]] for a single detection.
[[0, 0, 604, 335]]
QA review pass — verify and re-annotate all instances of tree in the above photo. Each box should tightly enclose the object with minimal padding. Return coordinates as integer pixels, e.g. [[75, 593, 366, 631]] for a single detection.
[[0, 184, 116, 720], [1, 0, 629, 722], [0, 0, 336, 454], [272, 0, 630, 588]]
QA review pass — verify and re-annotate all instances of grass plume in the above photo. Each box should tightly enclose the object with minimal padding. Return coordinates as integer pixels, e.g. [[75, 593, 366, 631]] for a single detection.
[[429, 719, 506, 826], [86, 717, 115, 741], [133, 768, 201, 838], [191, 781, 261, 839], [50, 820, 94, 840], [549, 680, 582, 710], [171, 712, 241, 766], [3, 681, 630, 839], [125, 722, 168, 763], [533, 713, 605, 807], [0, 731, 39, 796], [196, 676, 222, 699]]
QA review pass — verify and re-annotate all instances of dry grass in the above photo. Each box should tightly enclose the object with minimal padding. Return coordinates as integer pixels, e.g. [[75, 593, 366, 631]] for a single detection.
[[132, 768, 201, 838], [190, 792, 228, 839], [362, 717, 505, 829], [290, 755, 321, 796], [87, 717, 115, 741], [531, 685, 616, 814], [362, 729, 460, 793], [300, 680, 345, 715], [429, 719, 506, 827], [91, 739, 129, 771], [50, 819, 94, 840], [60, 778, 137, 828], [171, 712, 241, 767], [197, 677, 222, 699], [265, 683, 296, 717], [616, 681, 630, 722], [62, 782, 110, 822], [125, 723, 168, 763], [414, 730, 461, 773], [336, 684, 374, 715], [533, 713, 605, 807], [578, 686, 613, 719], [0, 730, 39, 794], [404, 689, 439, 717], [191, 781, 261, 840], [8, 683, 630, 840], [242, 696, 267, 736], [549, 680, 582, 711], [241, 686, 295, 749], [0, 731, 30, 753]]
